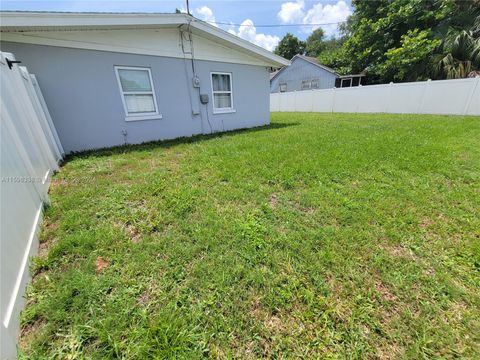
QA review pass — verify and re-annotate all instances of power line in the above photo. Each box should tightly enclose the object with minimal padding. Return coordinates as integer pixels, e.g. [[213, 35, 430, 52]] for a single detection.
[[200, 20, 346, 27], [196, 0, 443, 30]]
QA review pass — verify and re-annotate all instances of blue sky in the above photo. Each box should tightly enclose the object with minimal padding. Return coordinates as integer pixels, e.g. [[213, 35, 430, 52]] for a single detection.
[[1, 1, 353, 50]]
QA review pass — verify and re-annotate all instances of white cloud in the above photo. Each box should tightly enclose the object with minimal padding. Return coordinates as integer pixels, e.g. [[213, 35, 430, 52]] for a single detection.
[[194, 6, 217, 26], [192, 6, 279, 51], [229, 19, 280, 52], [303, 1, 351, 36], [278, 0, 305, 24], [277, 0, 352, 37]]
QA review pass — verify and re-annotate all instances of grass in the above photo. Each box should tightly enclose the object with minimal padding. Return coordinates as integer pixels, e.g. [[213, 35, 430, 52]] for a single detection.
[[20, 112, 480, 359]]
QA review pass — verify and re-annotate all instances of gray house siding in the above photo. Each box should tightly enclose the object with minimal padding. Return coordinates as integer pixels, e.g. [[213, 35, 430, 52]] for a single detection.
[[1, 41, 270, 153], [270, 58, 337, 93]]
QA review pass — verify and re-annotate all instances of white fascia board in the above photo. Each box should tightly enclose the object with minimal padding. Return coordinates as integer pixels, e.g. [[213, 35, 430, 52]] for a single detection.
[[188, 19, 290, 67], [293, 55, 337, 76], [0, 12, 186, 28]]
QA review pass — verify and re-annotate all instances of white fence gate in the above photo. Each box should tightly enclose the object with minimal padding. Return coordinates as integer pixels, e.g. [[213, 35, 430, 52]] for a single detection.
[[1, 51, 63, 359], [270, 78, 480, 115]]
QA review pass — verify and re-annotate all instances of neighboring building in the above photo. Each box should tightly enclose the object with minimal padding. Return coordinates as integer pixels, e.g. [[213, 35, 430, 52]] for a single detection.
[[334, 74, 364, 88], [0, 12, 289, 153], [270, 54, 364, 93]]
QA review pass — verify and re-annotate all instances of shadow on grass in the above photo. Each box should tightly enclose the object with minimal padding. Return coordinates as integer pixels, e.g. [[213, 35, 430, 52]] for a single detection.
[[63, 122, 299, 163]]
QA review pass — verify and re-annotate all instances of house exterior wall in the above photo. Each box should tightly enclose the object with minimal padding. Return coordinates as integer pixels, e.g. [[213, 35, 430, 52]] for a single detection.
[[270, 58, 337, 93], [0, 41, 271, 153]]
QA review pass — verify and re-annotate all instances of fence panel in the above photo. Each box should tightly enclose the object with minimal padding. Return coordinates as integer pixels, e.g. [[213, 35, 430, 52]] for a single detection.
[[1, 51, 63, 359], [270, 78, 480, 115]]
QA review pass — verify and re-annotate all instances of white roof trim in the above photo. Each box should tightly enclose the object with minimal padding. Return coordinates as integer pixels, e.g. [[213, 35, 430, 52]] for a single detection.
[[0, 12, 290, 67], [269, 54, 338, 83], [294, 55, 337, 75]]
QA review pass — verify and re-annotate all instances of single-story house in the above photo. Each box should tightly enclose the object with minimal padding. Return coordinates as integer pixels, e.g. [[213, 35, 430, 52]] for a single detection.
[[0, 11, 289, 153], [270, 54, 364, 93]]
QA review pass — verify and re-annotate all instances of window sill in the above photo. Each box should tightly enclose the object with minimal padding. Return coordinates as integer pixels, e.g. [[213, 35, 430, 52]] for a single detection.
[[213, 109, 236, 115], [125, 114, 163, 122]]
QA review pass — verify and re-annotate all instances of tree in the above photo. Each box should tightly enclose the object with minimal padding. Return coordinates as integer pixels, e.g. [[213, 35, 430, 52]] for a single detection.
[[305, 28, 325, 57], [330, 0, 480, 83], [274, 33, 306, 60], [317, 37, 348, 73], [381, 29, 441, 81], [436, 30, 480, 78]]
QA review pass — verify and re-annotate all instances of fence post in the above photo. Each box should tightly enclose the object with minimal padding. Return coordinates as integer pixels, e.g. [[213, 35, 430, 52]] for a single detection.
[[463, 77, 479, 115], [331, 87, 336, 112], [417, 79, 431, 114], [310, 90, 314, 112], [356, 84, 362, 112], [385, 82, 393, 113]]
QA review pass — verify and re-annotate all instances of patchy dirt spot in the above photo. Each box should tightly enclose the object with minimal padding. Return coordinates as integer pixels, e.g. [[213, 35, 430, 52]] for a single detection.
[[38, 236, 56, 258], [95, 257, 109, 272], [448, 301, 468, 322], [114, 221, 142, 243], [250, 295, 306, 337], [19, 318, 46, 349], [304, 206, 316, 215], [325, 274, 353, 320], [250, 296, 263, 319], [263, 315, 284, 332], [420, 217, 435, 229], [269, 194, 279, 209], [44, 222, 59, 231], [38, 221, 60, 257], [423, 268, 436, 277], [138, 291, 150, 307], [375, 280, 397, 302], [165, 152, 186, 171], [137, 285, 158, 307], [125, 224, 142, 243], [376, 343, 404, 360], [382, 244, 419, 262]]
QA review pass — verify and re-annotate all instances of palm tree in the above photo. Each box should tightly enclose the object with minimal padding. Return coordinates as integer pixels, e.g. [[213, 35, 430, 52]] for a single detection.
[[436, 30, 480, 79]]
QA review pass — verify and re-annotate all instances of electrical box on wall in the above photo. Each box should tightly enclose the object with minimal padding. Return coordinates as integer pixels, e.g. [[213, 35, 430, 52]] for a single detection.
[[200, 94, 209, 104], [192, 76, 200, 88]]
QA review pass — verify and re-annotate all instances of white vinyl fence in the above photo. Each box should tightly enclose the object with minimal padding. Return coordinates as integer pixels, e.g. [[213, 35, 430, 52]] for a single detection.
[[270, 78, 480, 115], [1, 51, 63, 359]]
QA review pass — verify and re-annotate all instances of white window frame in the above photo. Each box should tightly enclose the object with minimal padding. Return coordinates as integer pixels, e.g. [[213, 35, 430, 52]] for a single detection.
[[114, 66, 162, 122], [301, 78, 320, 91], [210, 72, 235, 114], [279, 83, 287, 92], [301, 80, 311, 90]]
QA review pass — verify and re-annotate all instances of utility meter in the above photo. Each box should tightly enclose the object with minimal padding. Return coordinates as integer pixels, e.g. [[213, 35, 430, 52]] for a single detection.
[[192, 76, 201, 88]]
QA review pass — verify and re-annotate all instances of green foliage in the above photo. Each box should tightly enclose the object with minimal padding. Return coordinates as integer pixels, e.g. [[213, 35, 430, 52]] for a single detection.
[[330, 0, 480, 83], [317, 38, 351, 74], [19, 113, 480, 358], [436, 30, 480, 78], [274, 33, 306, 60], [305, 28, 325, 57], [382, 29, 441, 81]]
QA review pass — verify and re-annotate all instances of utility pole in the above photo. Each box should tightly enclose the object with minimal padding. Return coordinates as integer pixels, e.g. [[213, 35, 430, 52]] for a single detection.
[[186, 0, 190, 15]]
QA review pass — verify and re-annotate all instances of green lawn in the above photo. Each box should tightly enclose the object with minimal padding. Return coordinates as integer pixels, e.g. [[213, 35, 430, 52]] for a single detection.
[[21, 113, 480, 359]]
